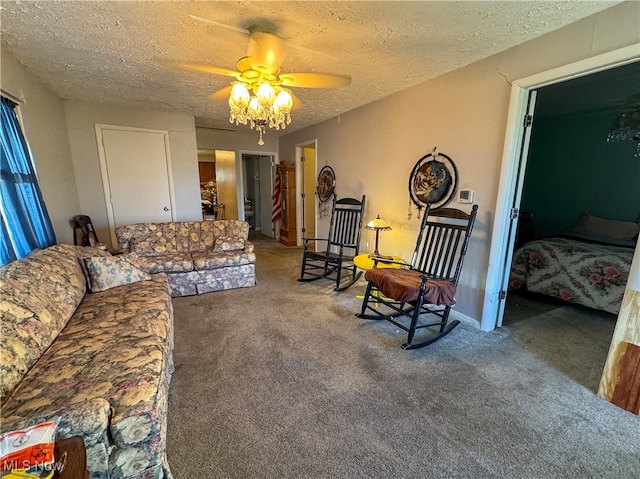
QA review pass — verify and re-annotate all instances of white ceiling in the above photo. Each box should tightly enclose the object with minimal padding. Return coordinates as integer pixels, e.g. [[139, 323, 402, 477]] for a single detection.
[[0, 1, 621, 135]]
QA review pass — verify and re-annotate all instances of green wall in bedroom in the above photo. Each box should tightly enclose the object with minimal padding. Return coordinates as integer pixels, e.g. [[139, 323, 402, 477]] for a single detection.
[[521, 104, 640, 240]]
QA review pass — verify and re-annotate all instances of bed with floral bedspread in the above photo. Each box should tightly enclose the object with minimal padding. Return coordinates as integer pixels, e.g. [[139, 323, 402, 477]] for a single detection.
[[509, 235, 635, 314]]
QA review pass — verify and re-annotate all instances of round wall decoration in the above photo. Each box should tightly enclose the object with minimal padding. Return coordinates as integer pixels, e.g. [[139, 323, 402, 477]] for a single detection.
[[408, 148, 458, 212], [316, 165, 336, 203]]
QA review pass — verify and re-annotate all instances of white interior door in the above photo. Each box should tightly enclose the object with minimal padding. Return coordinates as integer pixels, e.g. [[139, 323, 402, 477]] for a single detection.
[[494, 90, 537, 328], [302, 146, 317, 239], [97, 126, 174, 245], [259, 155, 274, 237]]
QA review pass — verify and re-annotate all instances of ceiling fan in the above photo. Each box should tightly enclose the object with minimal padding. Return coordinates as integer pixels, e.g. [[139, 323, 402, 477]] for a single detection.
[[170, 20, 351, 143], [174, 26, 351, 97]]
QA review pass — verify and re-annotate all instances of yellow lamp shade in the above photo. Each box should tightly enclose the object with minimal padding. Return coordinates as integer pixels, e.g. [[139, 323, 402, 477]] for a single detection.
[[366, 215, 391, 231]]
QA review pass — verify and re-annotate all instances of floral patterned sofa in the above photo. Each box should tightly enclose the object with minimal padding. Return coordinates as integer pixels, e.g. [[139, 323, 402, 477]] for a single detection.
[[115, 220, 256, 297], [0, 244, 174, 479]]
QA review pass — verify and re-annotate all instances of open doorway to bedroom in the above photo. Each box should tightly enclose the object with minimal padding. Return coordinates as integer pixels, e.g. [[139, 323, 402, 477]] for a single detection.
[[502, 60, 640, 392]]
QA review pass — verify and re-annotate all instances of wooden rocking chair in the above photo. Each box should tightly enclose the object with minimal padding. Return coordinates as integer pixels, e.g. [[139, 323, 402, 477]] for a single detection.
[[69, 215, 99, 247], [298, 195, 366, 291], [357, 204, 478, 349]]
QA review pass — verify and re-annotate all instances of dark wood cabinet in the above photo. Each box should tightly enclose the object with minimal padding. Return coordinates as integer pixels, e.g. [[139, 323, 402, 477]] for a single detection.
[[279, 162, 297, 246], [198, 161, 216, 184]]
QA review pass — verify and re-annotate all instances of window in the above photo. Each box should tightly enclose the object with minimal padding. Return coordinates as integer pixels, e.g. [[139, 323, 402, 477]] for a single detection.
[[0, 96, 56, 265]]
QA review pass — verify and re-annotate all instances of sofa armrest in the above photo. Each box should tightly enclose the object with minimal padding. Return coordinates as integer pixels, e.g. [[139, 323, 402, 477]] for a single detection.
[[0, 398, 112, 446], [244, 241, 255, 253]]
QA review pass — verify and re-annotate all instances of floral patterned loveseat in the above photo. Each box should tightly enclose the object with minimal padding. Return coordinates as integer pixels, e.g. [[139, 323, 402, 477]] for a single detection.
[[115, 220, 256, 297], [0, 244, 174, 479]]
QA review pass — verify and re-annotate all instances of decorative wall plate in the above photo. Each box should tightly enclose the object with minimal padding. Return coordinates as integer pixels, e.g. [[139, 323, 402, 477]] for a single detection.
[[316, 165, 336, 203], [408, 148, 458, 211]]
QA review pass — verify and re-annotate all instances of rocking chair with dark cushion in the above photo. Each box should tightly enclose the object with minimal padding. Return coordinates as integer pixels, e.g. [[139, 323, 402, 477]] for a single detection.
[[298, 195, 366, 291], [357, 204, 478, 349]]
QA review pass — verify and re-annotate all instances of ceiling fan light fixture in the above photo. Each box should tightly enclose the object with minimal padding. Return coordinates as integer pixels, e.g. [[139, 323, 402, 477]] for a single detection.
[[605, 93, 640, 157], [229, 82, 250, 108], [228, 78, 294, 144], [274, 90, 293, 114], [257, 82, 276, 106]]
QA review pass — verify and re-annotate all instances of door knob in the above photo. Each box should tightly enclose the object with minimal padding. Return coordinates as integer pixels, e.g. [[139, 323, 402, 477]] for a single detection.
[[163, 207, 169, 211]]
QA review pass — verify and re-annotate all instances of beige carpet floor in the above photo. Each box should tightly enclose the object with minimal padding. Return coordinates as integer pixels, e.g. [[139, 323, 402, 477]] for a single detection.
[[166, 234, 639, 478]]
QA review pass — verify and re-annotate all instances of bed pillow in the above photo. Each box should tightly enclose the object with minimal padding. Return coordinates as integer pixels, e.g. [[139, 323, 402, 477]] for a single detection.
[[83, 255, 151, 292], [571, 212, 640, 241]]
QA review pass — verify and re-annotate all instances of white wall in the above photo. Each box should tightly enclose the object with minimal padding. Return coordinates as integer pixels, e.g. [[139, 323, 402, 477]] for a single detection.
[[196, 127, 278, 153], [279, 1, 640, 327], [0, 50, 80, 245], [64, 101, 201, 246]]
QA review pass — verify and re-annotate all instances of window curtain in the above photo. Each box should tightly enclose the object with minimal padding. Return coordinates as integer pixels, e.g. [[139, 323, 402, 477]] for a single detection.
[[0, 96, 56, 265]]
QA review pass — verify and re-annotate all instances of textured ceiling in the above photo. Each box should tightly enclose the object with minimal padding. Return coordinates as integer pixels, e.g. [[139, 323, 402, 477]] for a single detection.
[[0, 1, 621, 135]]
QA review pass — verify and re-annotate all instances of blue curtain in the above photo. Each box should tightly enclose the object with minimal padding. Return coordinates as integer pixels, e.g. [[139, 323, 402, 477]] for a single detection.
[[1, 96, 56, 265]]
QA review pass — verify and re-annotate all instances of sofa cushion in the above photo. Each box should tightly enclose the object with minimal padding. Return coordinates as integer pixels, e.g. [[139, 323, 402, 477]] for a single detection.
[[136, 252, 194, 274], [200, 221, 217, 249], [175, 222, 206, 252], [0, 244, 86, 400], [200, 220, 249, 250], [83, 255, 152, 293], [127, 223, 177, 255], [213, 220, 250, 242], [213, 236, 246, 252], [191, 250, 256, 270]]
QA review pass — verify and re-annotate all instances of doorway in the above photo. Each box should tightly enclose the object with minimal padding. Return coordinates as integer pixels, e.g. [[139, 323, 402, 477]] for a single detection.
[[198, 149, 217, 220], [96, 124, 175, 246], [482, 45, 640, 332], [485, 46, 640, 396], [241, 152, 277, 238], [295, 140, 317, 246]]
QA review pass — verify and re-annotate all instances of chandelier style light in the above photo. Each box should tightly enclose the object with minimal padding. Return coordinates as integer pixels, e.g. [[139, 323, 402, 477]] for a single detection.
[[606, 92, 640, 157], [228, 80, 293, 146]]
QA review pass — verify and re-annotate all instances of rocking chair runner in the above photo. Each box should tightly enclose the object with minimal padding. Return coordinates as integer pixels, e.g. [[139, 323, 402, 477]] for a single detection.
[[357, 204, 478, 349], [298, 195, 366, 291]]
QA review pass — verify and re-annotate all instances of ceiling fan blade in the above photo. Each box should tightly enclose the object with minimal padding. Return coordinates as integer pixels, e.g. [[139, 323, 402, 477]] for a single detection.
[[208, 86, 233, 102], [283, 42, 338, 62], [280, 72, 351, 89], [170, 61, 240, 78], [291, 92, 302, 111], [246, 31, 286, 75], [185, 13, 250, 34]]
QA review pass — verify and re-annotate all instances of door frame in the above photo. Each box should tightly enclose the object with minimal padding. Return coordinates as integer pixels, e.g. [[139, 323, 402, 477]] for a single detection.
[[481, 44, 640, 332], [295, 139, 318, 247], [95, 124, 176, 246]]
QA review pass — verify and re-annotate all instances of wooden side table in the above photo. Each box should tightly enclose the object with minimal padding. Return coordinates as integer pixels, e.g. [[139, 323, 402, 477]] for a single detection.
[[353, 254, 406, 271], [53, 436, 89, 479], [353, 254, 407, 305]]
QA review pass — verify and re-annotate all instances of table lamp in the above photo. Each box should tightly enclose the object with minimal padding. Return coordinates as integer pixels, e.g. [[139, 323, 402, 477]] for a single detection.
[[366, 215, 392, 257]]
